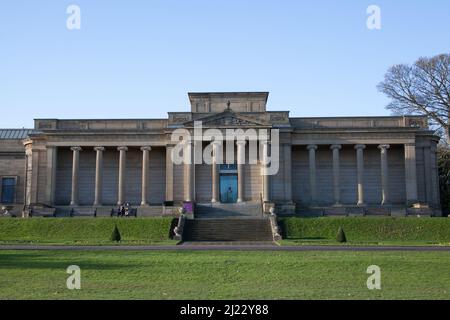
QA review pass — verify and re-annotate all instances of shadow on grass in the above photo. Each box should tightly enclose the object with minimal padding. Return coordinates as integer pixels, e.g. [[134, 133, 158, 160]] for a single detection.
[[0, 252, 137, 270], [286, 237, 327, 240]]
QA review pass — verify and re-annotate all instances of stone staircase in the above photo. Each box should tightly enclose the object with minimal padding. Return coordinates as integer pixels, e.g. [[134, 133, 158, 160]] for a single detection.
[[182, 218, 274, 242], [195, 202, 263, 218]]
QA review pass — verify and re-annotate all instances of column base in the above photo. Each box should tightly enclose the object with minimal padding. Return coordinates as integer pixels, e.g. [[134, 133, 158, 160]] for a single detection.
[[263, 202, 275, 214], [410, 202, 429, 209], [357, 202, 366, 207]]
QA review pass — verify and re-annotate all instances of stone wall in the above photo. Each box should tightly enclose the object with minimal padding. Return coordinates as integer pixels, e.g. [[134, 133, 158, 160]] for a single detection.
[[194, 145, 263, 202], [195, 163, 212, 202], [292, 144, 407, 206], [244, 164, 263, 201], [416, 136, 440, 207], [55, 147, 166, 206], [0, 140, 26, 212]]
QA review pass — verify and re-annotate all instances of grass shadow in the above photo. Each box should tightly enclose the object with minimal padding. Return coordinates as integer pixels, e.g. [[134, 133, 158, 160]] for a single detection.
[[0, 252, 137, 271]]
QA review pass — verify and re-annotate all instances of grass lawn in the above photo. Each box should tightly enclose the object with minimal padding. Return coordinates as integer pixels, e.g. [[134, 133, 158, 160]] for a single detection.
[[1, 250, 450, 299], [280, 217, 450, 246], [2, 217, 450, 247], [0, 218, 177, 246]]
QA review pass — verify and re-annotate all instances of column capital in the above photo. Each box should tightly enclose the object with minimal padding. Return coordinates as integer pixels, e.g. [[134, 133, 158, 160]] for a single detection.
[[117, 146, 128, 152], [236, 140, 247, 147], [140, 146, 152, 152], [307, 145, 318, 151], [93, 146, 105, 152], [70, 146, 82, 152], [354, 144, 366, 150], [378, 144, 390, 150], [330, 144, 342, 150]]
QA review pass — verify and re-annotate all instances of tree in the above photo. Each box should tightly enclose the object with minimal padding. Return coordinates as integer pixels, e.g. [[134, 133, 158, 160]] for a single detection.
[[111, 225, 121, 242], [438, 145, 450, 215], [378, 54, 450, 144], [336, 226, 347, 243]]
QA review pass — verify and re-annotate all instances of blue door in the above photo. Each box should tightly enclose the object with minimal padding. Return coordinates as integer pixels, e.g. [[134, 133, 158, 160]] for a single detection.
[[220, 174, 238, 203]]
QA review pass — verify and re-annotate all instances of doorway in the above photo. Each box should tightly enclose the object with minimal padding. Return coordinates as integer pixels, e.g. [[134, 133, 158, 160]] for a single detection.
[[220, 174, 238, 203]]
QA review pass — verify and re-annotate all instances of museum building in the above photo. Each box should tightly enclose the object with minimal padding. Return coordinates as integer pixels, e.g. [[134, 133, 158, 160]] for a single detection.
[[0, 92, 442, 219]]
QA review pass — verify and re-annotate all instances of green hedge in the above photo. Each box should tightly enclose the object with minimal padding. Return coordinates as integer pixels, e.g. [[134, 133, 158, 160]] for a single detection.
[[0, 218, 174, 243], [279, 217, 450, 242]]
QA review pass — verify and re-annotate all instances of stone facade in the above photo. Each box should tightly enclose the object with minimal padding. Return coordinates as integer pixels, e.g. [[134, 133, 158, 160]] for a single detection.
[[0, 92, 442, 217]]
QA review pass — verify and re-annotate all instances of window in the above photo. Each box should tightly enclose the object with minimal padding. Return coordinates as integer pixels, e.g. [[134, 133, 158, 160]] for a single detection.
[[1, 177, 16, 204]]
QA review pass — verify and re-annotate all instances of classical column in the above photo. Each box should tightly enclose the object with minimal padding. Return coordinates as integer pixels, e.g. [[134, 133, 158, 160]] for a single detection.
[[423, 145, 433, 204], [211, 141, 221, 203], [184, 141, 194, 202], [355, 144, 366, 206], [262, 141, 271, 202], [24, 143, 39, 205], [93, 147, 105, 206], [404, 143, 418, 205], [70, 146, 82, 206], [307, 145, 318, 204], [378, 144, 390, 205], [117, 146, 128, 206], [140, 146, 151, 206], [237, 140, 246, 203], [165, 145, 174, 202], [45, 146, 58, 205], [330, 145, 342, 205], [284, 144, 293, 202]]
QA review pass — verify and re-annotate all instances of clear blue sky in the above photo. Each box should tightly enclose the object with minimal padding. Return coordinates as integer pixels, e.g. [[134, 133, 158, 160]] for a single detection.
[[0, 0, 449, 128]]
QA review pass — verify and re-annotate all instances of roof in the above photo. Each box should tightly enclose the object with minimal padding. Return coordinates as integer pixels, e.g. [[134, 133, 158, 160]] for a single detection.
[[0, 129, 34, 140]]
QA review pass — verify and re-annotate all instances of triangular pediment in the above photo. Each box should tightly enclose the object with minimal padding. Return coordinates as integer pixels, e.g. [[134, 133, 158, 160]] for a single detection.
[[183, 109, 270, 128]]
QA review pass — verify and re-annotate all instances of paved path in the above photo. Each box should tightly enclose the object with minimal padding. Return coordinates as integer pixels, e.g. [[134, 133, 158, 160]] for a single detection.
[[1, 244, 450, 251]]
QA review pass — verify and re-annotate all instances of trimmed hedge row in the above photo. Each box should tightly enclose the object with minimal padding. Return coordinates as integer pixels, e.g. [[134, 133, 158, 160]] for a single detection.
[[279, 217, 450, 242], [0, 218, 174, 243]]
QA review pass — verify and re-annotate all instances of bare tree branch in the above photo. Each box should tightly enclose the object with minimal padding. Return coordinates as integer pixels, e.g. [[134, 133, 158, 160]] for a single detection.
[[378, 54, 450, 143]]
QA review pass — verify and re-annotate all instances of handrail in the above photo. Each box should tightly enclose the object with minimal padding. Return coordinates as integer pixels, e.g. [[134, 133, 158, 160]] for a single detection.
[[268, 208, 282, 241], [173, 213, 185, 241], [260, 193, 264, 217]]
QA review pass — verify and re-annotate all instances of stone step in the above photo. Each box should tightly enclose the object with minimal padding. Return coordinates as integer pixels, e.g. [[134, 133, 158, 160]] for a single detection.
[[183, 218, 273, 242], [181, 241, 277, 246], [195, 202, 263, 218], [136, 206, 164, 217]]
